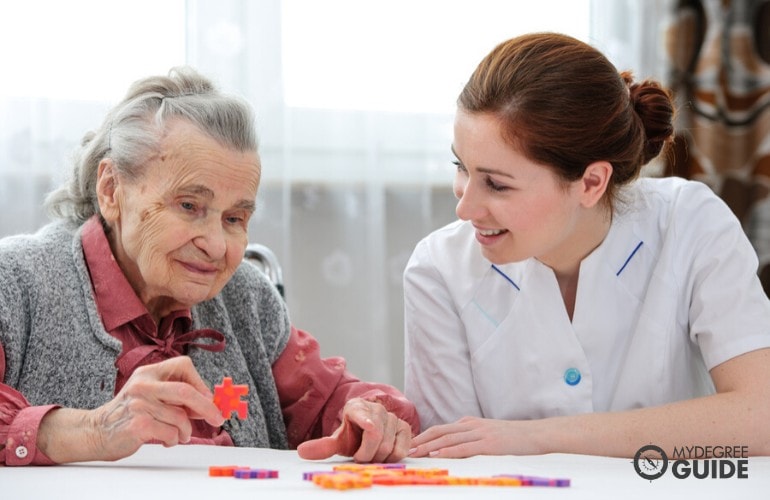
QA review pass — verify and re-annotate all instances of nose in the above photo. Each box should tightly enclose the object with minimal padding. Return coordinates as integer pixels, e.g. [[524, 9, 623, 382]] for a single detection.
[[455, 180, 485, 221], [194, 216, 227, 260]]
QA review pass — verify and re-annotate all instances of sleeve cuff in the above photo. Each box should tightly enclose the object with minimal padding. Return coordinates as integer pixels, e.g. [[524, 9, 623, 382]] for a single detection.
[[3, 405, 59, 466]]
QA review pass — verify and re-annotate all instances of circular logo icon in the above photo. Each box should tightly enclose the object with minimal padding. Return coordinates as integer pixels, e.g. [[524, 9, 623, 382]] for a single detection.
[[633, 444, 669, 481]]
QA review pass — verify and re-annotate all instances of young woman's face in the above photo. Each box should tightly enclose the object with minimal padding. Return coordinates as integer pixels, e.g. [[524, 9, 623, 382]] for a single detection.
[[98, 119, 260, 319], [452, 109, 587, 267]]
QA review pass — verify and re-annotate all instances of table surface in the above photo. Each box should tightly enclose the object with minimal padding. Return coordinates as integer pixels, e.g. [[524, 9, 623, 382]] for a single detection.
[[3, 444, 769, 499]]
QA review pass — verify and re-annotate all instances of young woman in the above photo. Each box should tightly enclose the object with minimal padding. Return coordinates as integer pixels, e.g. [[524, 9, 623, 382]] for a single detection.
[[404, 33, 770, 459]]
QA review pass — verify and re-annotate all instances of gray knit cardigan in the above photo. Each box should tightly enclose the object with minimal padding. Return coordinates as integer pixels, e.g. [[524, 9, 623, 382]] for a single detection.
[[0, 221, 290, 449]]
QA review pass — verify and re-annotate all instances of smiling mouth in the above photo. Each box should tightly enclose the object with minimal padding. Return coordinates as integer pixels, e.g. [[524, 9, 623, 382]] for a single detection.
[[180, 261, 219, 275], [478, 228, 507, 236]]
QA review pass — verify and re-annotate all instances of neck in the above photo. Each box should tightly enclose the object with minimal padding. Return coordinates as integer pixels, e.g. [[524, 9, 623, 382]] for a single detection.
[[540, 205, 612, 321], [542, 204, 612, 278]]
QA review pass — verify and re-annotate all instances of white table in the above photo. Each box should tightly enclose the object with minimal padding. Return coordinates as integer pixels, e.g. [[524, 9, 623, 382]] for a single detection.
[[3, 444, 769, 499]]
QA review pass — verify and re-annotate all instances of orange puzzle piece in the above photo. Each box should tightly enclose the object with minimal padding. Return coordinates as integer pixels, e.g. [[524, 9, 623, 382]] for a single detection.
[[213, 377, 248, 419]]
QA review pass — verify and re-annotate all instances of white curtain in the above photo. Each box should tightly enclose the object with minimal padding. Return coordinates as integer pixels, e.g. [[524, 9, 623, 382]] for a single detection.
[[0, 0, 664, 389]]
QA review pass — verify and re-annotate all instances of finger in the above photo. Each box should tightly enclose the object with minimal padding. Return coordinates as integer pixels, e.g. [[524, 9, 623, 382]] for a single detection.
[[341, 401, 379, 433], [425, 428, 481, 458], [123, 379, 224, 427], [147, 420, 188, 448], [425, 440, 479, 459], [368, 414, 399, 463], [409, 424, 467, 457], [382, 421, 412, 463], [135, 356, 214, 398], [344, 410, 382, 463], [145, 402, 195, 443], [164, 382, 225, 427], [411, 423, 455, 446], [297, 436, 339, 460]]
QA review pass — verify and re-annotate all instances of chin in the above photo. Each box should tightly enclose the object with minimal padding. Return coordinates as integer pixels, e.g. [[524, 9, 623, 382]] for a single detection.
[[173, 285, 219, 307]]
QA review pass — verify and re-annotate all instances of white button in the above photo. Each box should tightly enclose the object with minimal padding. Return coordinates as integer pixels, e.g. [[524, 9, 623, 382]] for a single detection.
[[15, 445, 29, 458]]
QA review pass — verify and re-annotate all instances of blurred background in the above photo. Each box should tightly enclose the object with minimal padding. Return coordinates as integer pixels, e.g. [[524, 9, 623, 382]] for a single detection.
[[1, 0, 768, 390]]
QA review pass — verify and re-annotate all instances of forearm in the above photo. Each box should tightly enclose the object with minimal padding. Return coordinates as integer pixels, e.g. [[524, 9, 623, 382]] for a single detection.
[[413, 350, 770, 459], [536, 390, 770, 458], [37, 407, 102, 463]]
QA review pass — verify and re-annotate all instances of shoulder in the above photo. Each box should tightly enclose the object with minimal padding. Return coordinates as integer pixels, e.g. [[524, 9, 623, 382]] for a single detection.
[[622, 176, 760, 288], [0, 221, 79, 274], [621, 177, 738, 242], [0, 222, 84, 346], [629, 177, 730, 219]]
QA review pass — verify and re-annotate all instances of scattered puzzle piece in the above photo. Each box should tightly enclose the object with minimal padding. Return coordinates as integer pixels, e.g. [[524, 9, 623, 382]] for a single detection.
[[208, 465, 239, 477], [210, 465, 278, 479], [314, 472, 373, 490], [303, 464, 571, 489], [213, 377, 248, 419], [234, 468, 279, 479], [209, 462, 570, 489], [494, 474, 571, 487]]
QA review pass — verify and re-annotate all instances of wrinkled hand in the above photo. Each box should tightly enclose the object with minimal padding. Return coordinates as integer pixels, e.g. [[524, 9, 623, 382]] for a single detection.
[[409, 416, 539, 458], [82, 356, 225, 461], [297, 398, 413, 463]]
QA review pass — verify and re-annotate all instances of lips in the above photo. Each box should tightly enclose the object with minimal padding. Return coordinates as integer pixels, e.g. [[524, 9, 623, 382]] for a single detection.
[[474, 226, 508, 246], [478, 228, 505, 236], [179, 261, 219, 275]]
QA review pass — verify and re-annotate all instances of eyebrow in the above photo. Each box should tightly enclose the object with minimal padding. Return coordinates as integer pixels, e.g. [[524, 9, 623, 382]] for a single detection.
[[450, 144, 516, 179], [180, 184, 215, 199], [179, 184, 257, 212]]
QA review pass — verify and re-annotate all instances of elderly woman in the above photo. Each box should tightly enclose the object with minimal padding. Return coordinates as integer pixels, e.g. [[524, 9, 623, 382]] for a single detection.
[[0, 67, 418, 466]]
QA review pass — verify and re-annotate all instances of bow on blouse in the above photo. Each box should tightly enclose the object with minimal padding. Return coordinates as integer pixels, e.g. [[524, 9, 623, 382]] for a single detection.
[[114, 311, 225, 393]]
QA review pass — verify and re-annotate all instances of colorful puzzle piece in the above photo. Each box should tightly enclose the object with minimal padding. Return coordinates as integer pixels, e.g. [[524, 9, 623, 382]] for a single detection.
[[493, 474, 571, 487], [213, 377, 248, 419], [313, 472, 373, 490], [209, 462, 571, 489], [208, 465, 239, 477], [303, 464, 571, 489], [234, 468, 279, 479], [209, 465, 278, 479]]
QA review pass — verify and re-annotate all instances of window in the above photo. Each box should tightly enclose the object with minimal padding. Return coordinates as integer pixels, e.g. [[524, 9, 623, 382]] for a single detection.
[[0, 0, 186, 100], [282, 0, 591, 113]]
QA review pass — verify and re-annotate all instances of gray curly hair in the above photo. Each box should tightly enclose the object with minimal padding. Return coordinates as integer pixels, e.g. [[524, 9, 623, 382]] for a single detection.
[[45, 66, 258, 225]]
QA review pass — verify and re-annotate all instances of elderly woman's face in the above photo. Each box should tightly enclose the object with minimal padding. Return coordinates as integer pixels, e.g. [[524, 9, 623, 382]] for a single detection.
[[97, 119, 260, 319]]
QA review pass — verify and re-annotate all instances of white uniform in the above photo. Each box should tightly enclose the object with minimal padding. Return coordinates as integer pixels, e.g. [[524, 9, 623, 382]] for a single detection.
[[404, 177, 770, 430]]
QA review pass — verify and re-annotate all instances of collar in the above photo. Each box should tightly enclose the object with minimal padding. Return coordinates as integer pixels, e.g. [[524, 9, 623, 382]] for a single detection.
[[80, 215, 193, 331]]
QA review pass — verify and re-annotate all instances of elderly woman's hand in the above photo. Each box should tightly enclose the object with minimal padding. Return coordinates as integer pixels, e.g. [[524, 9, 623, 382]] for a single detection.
[[296, 398, 413, 463], [37, 356, 225, 463]]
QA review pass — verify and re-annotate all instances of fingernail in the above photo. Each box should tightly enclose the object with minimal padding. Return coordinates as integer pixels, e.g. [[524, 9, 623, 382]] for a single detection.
[[429, 450, 439, 457], [408, 447, 417, 456]]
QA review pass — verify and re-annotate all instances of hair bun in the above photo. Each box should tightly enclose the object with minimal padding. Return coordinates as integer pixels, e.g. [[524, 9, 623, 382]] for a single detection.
[[628, 79, 675, 164]]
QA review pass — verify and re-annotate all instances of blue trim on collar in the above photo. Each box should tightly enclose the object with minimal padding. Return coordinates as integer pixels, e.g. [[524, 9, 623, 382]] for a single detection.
[[491, 264, 520, 291], [616, 241, 644, 276]]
